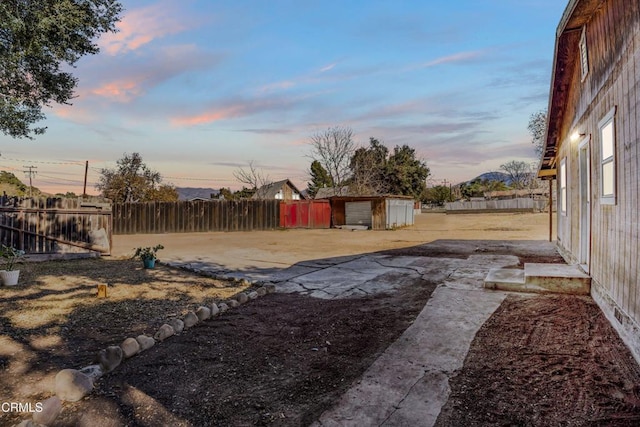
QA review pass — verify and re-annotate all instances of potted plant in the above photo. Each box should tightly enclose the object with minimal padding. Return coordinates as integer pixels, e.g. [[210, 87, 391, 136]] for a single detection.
[[133, 244, 164, 269], [0, 245, 25, 286]]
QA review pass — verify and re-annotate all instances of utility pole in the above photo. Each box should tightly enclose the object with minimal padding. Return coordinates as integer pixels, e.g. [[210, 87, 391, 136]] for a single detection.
[[442, 179, 452, 201], [83, 161, 89, 199], [23, 165, 37, 198]]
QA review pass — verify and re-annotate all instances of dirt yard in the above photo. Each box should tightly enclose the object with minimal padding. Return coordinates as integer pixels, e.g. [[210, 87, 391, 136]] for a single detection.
[[110, 212, 555, 270], [2, 212, 640, 426], [436, 294, 640, 427]]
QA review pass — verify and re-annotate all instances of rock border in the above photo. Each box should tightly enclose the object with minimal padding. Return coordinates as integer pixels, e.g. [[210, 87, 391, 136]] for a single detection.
[[14, 273, 277, 427]]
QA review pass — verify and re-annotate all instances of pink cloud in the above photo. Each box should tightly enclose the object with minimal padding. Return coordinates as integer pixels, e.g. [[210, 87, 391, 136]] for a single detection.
[[51, 103, 98, 123], [171, 92, 308, 127], [420, 50, 487, 68], [91, 79, 142, 102], [63, 43, 221, 109], [257, 80, 296, 94], [171, 105, 247, 126], [100, 1, 192, 55]]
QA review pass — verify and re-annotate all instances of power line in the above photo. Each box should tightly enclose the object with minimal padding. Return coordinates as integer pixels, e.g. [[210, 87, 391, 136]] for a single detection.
[[38, 173, 87, 184], [3, 158, 246, 189], [2, 157, 84, 165]]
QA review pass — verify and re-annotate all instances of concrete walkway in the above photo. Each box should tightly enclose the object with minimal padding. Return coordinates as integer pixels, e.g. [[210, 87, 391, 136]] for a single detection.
[[312, 286, 506, 426], [303, 253, 516, 427], [165, 240, 549, 426]]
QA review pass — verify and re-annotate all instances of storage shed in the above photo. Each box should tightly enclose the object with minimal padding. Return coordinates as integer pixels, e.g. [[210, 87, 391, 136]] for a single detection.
[[327, 196, 415, 230]]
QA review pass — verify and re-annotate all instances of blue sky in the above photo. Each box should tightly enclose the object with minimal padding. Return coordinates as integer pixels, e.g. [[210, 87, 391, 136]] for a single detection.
[[0, 0, 568, 195]]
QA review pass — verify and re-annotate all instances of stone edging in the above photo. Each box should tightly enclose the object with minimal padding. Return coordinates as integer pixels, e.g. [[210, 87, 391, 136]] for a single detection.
[[14, 275, 276, 427]]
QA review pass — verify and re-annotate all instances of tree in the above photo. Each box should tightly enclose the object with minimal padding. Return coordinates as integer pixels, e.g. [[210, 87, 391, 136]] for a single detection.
[[384, 144, 430, 199], [54, 191, 78, 198], [218, 187, 234, 200], [234, 186, 256, 199], [458, 178, 508, 199], [307, 160, 333, 198], [309, 126, 355, 195], [96, 152, 178, 202], [146, 185, 179, 202], [349, 137, 389, 195], [459, 180, 484, 199], [528, 109, 547, 158], [423, 185, 452, 207], [233, 161, 271, 197], [1, 0, 123, 138], [500, 160, 532, 190]]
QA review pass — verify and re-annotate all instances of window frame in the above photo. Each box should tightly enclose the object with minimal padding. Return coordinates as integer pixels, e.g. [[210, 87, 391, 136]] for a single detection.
[[560, 157, 567, 216], [598, 106, 617, 205]]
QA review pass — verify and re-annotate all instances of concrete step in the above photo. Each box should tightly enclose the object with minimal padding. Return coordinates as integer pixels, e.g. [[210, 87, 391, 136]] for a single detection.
[[484, 263, 591, 295], [524, 263, 590, 294]]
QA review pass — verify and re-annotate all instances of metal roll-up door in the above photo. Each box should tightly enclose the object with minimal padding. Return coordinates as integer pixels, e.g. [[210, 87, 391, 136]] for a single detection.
[[345, 201, 372, 227]]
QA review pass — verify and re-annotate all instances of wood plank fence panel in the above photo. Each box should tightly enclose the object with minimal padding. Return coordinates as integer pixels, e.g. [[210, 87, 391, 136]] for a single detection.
[[279, 200, 331, 229], [111, 200, 281, 234], [0, 197, 112, 254]]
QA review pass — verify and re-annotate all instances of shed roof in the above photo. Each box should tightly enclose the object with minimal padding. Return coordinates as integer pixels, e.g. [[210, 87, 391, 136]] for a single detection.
[[538, 0, 604, 179], [314, 186, 351, 199]]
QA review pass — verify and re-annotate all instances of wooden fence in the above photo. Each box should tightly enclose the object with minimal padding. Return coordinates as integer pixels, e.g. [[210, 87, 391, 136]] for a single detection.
[[445, 197, 548, 213], [0, 197, 113, 254], [279, 200, 331, 229], [112, 199, 280, 234]]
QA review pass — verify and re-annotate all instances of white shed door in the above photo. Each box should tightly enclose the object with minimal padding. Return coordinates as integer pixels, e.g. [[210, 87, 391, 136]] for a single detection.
[[345, 201, 372, 227]]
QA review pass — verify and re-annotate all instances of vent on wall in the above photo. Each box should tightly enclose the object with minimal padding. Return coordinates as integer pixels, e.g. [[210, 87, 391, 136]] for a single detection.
[[614, 307, 624, 324]]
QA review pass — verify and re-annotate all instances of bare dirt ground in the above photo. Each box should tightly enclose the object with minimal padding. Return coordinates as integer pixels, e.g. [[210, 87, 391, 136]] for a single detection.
[[110, 212, 555, 271], [2, 212, 640, 426], [436, 294, 640, 427]]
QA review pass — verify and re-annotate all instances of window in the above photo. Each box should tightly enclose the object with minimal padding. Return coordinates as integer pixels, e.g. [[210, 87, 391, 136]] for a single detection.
[[579, 27, 589, 80], [599, 107, 617, 204], [560, 158, 567, 215]]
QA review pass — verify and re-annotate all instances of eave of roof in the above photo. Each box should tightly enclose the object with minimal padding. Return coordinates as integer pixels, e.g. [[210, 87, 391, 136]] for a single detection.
[[538, 0, 605, 179]]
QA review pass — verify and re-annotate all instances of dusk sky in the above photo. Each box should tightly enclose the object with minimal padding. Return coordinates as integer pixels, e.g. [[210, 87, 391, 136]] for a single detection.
[[0, 0, 568, 195]]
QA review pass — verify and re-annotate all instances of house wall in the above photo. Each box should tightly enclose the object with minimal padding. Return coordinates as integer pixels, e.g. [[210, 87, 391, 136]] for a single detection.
[[282, 183, 298, 200], [555, 0, 640, 360]]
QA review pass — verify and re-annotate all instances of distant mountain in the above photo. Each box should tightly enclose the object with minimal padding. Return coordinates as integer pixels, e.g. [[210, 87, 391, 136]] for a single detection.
[[176, 187, 220, 201], [461, 172, 513, 186], [476, 172, 511, 184], [458, 172, 536, 187]]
